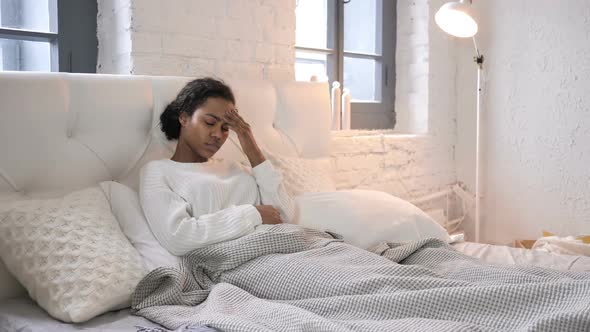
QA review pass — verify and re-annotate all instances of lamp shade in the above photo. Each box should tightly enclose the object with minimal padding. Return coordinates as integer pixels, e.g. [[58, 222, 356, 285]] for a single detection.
[[435, 1, 478, 38]]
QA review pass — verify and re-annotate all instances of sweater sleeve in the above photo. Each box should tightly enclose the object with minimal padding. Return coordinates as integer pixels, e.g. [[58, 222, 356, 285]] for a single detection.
[[251, 159, 295, 223], [139, 163, 262, 256]]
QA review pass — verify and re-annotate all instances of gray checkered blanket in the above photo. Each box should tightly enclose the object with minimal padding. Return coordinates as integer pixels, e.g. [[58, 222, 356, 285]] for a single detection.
[[131, 224, 590, 331]]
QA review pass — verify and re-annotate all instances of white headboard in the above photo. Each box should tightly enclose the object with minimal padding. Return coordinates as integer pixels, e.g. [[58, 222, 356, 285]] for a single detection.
[[0, 72, 332, 198], [0, 72, 332, 299]]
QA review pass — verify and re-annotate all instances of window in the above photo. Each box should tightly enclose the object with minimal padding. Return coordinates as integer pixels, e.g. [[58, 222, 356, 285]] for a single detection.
[[0, 0, 97, 73], [0, 0, 57, 71], [295, 0, 396, 129]]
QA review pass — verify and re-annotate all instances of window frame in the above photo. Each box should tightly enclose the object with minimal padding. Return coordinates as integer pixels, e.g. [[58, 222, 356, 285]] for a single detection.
[[0, 0, 97, 73], [0, 0, 58, 71], [295, 0, 386, 99], [294, 0, 337, 83], [295, 0, 396, 129], [0, 29, 60, 71]]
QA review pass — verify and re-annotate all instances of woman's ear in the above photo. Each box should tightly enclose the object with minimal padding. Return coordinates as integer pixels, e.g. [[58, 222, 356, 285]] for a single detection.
[[178, 112, 188, 127]]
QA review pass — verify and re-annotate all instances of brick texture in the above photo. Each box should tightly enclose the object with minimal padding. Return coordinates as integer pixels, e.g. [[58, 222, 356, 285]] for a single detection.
[[98, 0, 295, 80], [97, 0, 458, 206]]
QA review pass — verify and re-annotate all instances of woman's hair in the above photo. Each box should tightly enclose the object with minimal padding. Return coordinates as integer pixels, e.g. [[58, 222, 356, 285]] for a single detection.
[[159, 77, 235, 140]]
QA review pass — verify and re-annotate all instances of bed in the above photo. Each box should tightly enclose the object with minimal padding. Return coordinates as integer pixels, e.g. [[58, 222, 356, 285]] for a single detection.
[[2, 245, 588, 332], [453, 241, 590, 271], [0, 297, 163, 332], [1, 72, 589, 332], [2, 243, 589, 332]]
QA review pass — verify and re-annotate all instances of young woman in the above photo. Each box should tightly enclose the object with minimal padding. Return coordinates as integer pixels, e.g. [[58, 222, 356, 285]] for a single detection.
[[139, 78, 294, 256]]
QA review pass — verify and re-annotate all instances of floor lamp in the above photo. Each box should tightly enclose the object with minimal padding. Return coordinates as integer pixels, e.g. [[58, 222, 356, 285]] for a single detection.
[[435, 0, 484, 242]]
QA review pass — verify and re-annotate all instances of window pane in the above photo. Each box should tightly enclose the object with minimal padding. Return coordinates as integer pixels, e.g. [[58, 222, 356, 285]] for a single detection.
[[0, 38, 51, 71], [295, 50, 334, 82], [0, 0, 55, 32], [295, 0, 334, 49], [343, 0, 382, 55], [343, 56, 381, 102]]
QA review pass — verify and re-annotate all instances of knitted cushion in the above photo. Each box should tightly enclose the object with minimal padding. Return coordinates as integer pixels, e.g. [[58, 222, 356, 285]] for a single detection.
[[0, 187, 146, 323], [265, 152, 336, 197]]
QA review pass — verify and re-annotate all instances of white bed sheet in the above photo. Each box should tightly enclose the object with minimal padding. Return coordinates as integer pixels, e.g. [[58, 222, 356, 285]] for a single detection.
[[453, 241, 590, 272], [0, 297, 163, 332], [3, 244, 588, 332]]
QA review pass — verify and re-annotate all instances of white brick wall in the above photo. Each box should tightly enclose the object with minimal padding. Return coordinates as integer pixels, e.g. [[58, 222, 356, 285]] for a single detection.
[[394, 0, 429, 134], [331, 131, 455, 200], [97, 0, 132, 74], [96, 0, 457, 205], [98, 0, 295, 80]]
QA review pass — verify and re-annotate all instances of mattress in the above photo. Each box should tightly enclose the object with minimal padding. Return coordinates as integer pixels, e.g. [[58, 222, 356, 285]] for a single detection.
[[453, 241, 590, 272], [2, 244, 588, 332], [0, 297, 217, 332]]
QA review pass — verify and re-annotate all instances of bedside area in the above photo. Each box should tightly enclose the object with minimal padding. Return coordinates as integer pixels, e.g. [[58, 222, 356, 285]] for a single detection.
[[453, 240, 590, 272]]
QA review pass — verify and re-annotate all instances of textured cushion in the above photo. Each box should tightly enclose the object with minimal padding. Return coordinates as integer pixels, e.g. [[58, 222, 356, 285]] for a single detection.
[[99, 181, 180, 271], [265, 152, 335, 197], [0, 72, 333, 301], [0, 192, 28, 299], [295, 190, 451, 249], [0, 187, 146, 323]]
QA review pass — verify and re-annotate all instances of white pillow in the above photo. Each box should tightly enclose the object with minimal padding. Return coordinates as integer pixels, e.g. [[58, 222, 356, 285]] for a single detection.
[[0, 187, 146, 323], [0, 193, 28, 301], [294, 190, 450, 249], [99, 181, 181, 271], [0, 259, 26, 301], [264, 152, 336, 197]]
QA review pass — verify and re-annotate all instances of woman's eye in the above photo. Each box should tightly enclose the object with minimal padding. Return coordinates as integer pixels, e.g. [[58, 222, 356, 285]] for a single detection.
[[206, 122, 215, 126], [222, 126, 229, 132]]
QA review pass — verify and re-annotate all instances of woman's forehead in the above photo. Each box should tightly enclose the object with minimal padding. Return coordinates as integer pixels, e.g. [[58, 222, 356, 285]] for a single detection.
[[200, 97, 234, 115]]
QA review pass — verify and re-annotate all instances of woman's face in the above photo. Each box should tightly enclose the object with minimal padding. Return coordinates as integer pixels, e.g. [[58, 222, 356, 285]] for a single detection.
[[179, 97, 233, 160]]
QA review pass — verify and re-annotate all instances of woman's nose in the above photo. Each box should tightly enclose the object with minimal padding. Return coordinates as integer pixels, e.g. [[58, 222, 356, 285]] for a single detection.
[[211, 126, 223, 139]]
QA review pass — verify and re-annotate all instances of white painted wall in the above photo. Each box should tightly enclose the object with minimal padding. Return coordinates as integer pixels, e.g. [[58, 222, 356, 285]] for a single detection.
[[97, 0, 132, 74], [331, 131, 455, 200], [96, 0, 590, 243], [394, 0, 429, 134], [455, 0, 590, 245], [427, 0, 457, 146], [98, 0, 294, 81], [96, 0, 457, 202]]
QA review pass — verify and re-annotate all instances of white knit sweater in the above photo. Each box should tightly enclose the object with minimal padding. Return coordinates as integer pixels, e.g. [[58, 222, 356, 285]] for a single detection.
[[139, 158, 295, 256]]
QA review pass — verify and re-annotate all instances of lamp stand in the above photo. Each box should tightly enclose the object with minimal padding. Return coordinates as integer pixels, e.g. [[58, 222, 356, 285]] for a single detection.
[[473, 37, 484, 243]]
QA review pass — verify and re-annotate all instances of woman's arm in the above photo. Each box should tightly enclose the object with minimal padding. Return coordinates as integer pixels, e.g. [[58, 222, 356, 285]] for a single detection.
[[223, 108, 265, 167], [224, 109, 295, 222], [251, 160, 295, 223], [139, 163, 262, 256]]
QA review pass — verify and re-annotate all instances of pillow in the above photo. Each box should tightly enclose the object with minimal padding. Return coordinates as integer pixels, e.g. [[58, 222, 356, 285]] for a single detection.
[[99, 181, 181, 271], [0, 187, 146, 323], [0, 259, 26, 301], [264, 151, 336, 197], [0, 192, 28, 301], [294, 189, 450, 249]]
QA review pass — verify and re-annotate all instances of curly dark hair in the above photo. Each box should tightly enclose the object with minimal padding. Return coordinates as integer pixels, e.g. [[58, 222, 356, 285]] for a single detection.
[[159, 77, 235, 140]]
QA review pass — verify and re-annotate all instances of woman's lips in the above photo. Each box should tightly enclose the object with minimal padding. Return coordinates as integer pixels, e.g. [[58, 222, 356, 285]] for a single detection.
[[205, 143, 219, 152]]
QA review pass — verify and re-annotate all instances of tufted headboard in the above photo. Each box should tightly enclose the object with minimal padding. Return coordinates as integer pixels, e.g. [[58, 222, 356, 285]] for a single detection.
[[0, 72, 331, 198], [0, 72, 332, 299]]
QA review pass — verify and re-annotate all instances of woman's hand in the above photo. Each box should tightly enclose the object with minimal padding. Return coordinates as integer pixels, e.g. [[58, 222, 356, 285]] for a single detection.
[[223, 108, 252, 137], [255, 205, 282, 225], [224, 108, 266, 167]]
